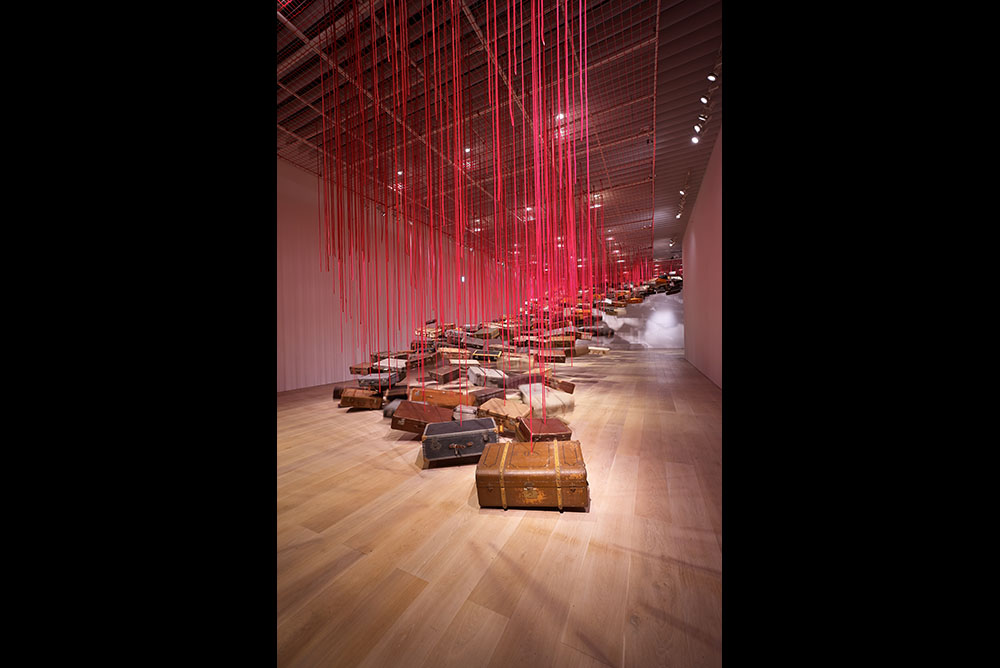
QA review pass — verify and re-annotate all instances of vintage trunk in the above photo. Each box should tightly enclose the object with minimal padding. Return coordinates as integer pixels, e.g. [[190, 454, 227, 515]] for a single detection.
[[408, 386, 476, 408], [358, 371, 403, 390], [468, 366, 508, 388], [422, 417, 499, 464], [475, 440, 589, 511], [349, 362, 372, 375], [449, 358, 480, 368], [589, 346, 609, 356], [544, 376, 576, 394], [390, 400, 455, 434], [374, 358, 408, 374], [339, 388, 383, 410], [478, 397, 531, 435], [628, 297, 643, 304], [427, 365, 461, 383], [516, 416, 573, 441]]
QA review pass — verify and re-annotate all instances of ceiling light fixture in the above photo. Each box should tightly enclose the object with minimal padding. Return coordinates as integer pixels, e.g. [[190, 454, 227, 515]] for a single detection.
[[464, 147, 471, 153], [694, 124, 702, 133], [691, 136, 700, 144], [707, 73, 717, 82], [700, 96, 709, 105]]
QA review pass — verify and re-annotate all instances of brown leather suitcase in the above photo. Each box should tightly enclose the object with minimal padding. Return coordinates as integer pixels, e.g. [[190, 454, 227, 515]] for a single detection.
[[408, 387, 476, 408], [516, 416, 573, 442], [339, 388, 383, 410], [428, 366, 460, 383], [349, 362, 372, 375], [475, 440, 589, 511], [390, 400, 455, 434]]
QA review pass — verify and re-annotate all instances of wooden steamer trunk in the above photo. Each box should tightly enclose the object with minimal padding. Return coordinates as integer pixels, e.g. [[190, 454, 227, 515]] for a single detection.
[[390, 400, 455, 434], [422, 417, 499, 464], [475, 440, 590, 511], [339, 388, 383, 410]]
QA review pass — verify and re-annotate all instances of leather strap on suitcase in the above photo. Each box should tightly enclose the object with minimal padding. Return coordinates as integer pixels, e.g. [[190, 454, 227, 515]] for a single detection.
[[498, 441, 511, 510]]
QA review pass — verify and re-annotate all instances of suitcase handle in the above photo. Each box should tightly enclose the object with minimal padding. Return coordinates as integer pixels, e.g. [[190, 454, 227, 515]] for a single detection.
[[449, 442, 474, 450]]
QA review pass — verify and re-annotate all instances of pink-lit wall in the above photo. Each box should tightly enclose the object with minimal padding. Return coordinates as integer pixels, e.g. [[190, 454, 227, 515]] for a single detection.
[[277, 158, 347, 392], [682, 132, 722, 388], [277, 158, 495, 392]]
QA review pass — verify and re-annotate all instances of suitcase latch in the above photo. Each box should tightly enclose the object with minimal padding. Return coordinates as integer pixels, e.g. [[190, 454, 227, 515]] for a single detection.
[[523, 482, 538, 500]]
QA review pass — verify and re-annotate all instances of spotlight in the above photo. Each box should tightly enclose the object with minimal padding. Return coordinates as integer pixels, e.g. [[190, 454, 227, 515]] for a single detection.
[[679, 189, 685, 195], [698, 113, 709, 122], [465, 147, 471, 153], [397, 170, 403, 175], [691, 136, 700, 144], [694, 124, 702, 133], [556, 113, 565, 120], [676, 213, 682, 219], [700, 96, 709, 105], [707, 73, 717, 82]]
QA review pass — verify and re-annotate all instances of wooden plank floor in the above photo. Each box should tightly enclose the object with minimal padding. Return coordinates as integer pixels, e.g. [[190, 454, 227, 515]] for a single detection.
[[277, 349, 722, 667]]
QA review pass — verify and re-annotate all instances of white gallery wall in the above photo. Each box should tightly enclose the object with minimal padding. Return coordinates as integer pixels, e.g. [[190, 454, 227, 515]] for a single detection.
[[681, 131, 722, 388]]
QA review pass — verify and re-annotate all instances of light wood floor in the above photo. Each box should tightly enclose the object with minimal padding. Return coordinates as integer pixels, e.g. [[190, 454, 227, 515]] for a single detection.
[[277, 349, 722, 667]]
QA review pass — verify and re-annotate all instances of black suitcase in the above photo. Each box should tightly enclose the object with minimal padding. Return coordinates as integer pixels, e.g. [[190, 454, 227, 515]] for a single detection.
[[421, 417, 499, 464]]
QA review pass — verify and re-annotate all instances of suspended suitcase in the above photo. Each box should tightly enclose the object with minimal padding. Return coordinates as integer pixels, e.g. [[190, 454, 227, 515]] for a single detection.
[[385, 385, 410, 401], [469, 387, 505, 405], [468, 366, 507, 388], [516, 416, 573, 442], [421, 417, 499, 464], [408, 387, 475, 408], [475, 440, 589, 511], [390, 400, 455, 434], [358, 371, 403, 390], [339, 388, 382, 410], [478, 397, 531, 436], [428, 366, 461, 384]]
